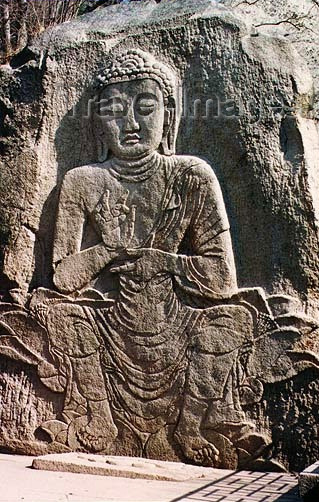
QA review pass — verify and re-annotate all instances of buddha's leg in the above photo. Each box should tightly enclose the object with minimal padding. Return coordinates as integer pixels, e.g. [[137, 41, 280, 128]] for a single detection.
[[174, 394, 219, 466], [70, 353, 118, 451], [46, 302, 117, 451], [174, 304, 254, 466]]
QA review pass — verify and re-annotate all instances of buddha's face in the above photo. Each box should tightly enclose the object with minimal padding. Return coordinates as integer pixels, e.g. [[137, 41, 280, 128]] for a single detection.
[[99, 79, 165, 160]]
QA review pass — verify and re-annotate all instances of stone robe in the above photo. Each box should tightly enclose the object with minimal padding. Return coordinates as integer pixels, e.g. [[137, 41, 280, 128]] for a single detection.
[[46, 152, 253, 435]]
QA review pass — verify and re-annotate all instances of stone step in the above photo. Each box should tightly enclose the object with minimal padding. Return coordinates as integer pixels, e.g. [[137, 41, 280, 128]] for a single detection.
[[299, 461, 319, 501]]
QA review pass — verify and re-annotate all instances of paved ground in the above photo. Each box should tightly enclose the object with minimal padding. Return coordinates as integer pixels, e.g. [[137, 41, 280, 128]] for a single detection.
[[172, 471, 300, 502], [0, 454, 301, 502]]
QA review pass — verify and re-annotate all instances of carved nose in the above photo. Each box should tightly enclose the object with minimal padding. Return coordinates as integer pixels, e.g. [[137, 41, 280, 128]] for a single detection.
[[124, 105, 140, 132]]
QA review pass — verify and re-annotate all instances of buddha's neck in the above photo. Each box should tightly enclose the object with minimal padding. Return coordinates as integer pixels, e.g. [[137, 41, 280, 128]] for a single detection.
[[109, 151, 161, 182]]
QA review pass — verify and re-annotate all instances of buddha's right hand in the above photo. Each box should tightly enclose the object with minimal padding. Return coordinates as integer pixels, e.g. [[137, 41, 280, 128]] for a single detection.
[[93, 190, 136, 250]]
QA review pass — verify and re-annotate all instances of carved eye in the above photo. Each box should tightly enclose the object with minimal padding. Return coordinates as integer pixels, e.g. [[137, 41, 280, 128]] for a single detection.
[[136, 99, 156, 116], [100, 98, 125, 117]]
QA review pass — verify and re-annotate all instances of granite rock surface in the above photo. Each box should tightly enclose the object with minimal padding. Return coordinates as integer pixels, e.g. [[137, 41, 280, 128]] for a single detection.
[[0, 0, 319, 471]]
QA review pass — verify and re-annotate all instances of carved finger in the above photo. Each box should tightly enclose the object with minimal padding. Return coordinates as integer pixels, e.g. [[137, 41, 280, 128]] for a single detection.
[[113, 192, 130, 216], [110, 261, 136, 274], [102, 189, 111, 213], [94, 200, 102, 214], [113, 204, 129, 217], [118, 214, 127, 225], [122, 207, 136, 244], [94, 213, 103, 225], [118, 191, 129, 204], [126, 246, 148, 258], [94, 189, 111, 222]]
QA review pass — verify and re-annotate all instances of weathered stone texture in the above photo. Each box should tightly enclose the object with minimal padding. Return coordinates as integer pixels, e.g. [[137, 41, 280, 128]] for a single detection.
[[32, 453, 222, 481], [299, 459, 319, 499], [0, 0, 319, 471], [0, 0, 318, 307], [222, 0, 319, 118]]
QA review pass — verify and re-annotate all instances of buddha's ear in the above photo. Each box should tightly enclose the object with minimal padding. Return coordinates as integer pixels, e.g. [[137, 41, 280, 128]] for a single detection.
[[92, 91, 109, 162], [94, 110, 109, 162], [97, 132, 109, 162], [160, 105, 175, 156]]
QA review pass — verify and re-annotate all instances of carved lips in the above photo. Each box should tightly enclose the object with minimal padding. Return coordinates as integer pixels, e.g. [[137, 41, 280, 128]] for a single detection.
[[122, 133, 141, 145]]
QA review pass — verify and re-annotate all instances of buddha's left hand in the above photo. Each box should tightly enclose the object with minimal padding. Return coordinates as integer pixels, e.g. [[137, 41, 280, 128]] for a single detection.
[[110, 248, 179, 282]]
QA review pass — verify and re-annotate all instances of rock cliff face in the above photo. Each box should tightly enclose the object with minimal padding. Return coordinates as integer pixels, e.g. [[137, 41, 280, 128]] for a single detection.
[[222, 0, 319, 118], [0, 0, 319, 470], [1, 0, 319, 307]]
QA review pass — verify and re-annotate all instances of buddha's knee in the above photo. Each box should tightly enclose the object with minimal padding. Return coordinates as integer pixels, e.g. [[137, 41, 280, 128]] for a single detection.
[[228, 304, 254, 333], [188, 351, 239, 400], [71, 352, 108, 401], [194, 304, 254, 354], [46, 303, 101, 357]]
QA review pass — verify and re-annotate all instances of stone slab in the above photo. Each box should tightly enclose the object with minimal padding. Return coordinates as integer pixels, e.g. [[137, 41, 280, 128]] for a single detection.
[[32, 453, 228, 481], [0, 453, 219, 502], [0, 453, 300, 502], [299, 460, 319, 499]]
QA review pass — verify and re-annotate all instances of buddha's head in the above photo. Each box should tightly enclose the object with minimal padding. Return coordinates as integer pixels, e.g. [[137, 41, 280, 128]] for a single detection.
[[95, 49, 181, 161]]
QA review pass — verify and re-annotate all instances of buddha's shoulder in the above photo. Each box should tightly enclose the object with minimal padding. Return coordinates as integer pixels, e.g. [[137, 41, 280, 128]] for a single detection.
[[171, 155, 218, 183], [61, 162, 113, 186]]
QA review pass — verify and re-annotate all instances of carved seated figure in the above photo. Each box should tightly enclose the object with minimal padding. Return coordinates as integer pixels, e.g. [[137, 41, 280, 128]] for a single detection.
[[1, 49, 318, 469]]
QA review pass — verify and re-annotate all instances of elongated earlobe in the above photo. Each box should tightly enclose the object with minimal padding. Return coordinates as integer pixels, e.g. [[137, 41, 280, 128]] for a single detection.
[[160, 108, 174, 156], [161, 139, 170, 155], [98, 135, 108, 162]]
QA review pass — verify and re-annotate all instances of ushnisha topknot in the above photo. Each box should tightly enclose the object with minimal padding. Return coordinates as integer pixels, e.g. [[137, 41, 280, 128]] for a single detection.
[[95, 48, 178, 103]]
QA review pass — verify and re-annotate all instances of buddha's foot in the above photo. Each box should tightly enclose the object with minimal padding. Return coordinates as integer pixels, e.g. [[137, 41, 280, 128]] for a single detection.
[[76, 416, 117, 452], [175, 432, 219, 467]]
